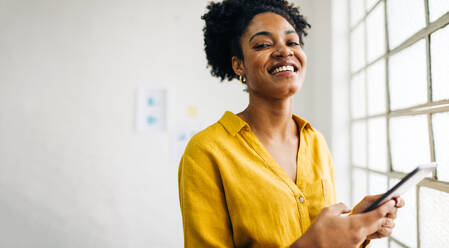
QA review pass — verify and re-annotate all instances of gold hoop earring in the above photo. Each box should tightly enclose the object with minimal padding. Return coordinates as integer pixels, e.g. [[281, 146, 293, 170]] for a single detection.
[[239, 75, 247, 84]]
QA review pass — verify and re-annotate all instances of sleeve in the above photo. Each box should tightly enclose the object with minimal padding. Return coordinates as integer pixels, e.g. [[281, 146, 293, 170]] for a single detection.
[[178, 142, 235, 248]]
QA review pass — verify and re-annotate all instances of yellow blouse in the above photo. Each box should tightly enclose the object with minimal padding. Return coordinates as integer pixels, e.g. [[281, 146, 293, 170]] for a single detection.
[[178, 111, 337, 247]]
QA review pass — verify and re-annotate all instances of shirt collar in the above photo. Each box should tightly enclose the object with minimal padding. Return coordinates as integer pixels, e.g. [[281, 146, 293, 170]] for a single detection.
[[292, 114, 311, 133], [219, 111, 249, 136], [219, 111, 311, 136]]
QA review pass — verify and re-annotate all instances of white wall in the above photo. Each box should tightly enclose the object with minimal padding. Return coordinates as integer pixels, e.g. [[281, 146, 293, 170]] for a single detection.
[[330, 0, 351, 205], [295, 0, 351, 205], [0, 0, 349, 247], [295, 0, 332, 142], [0, 1, 247, 247]]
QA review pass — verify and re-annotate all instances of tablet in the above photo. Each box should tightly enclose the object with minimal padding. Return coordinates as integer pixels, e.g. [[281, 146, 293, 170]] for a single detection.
[[362, 163, 436, 213]]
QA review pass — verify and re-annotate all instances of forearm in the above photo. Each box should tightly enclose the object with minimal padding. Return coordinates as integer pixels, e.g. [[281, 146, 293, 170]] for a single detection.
[[290, 237, 307, 248], [290, 230, 316, 248]]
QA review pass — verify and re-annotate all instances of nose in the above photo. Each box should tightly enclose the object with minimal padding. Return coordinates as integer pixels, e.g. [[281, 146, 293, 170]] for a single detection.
[[272, 44, 293, 57]]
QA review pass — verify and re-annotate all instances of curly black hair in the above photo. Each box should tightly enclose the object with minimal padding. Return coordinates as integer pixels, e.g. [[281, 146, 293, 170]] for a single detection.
[[201, 0, 311, 81]]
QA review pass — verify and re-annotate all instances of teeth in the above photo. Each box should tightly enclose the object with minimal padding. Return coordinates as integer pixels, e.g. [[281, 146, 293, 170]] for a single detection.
[[272, 65, 294, 74]]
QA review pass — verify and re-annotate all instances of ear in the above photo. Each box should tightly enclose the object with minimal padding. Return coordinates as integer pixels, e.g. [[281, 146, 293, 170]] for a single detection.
[[231, 56, 245, 77]]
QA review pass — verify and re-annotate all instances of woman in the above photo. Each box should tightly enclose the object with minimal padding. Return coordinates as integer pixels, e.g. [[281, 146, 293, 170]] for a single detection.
[[178, 0, 403, 247]]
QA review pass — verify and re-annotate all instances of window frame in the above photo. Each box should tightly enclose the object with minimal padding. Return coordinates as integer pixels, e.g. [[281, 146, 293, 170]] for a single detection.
[[348, 0, 449, 247]]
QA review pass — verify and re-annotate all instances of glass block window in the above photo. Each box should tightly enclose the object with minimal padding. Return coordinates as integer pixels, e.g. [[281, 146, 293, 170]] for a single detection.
[[387, 0, 426, 48], [368, 117, 388, 172], [366, 0, 380, 11], [349, 1, 449, 247], [352, 120, 367, 167], [432, 112, 449, 182], [389, 40, 427, 110], [370, 238, 389, 248], [351, 24, 366, 72], [367, 59, 386, 115], [351, 72, 366, 118], [390, 115, 430, 173], [430, 24, 449, 101], [390, 179, 418, 247], [350, 0, 365, 26], [419, 187, 449, 247], [368, 173, 388, 195], [390, 241, 404, 248], [366, 1, 386, 62], [428, 0, 449, 22], [352, 168, 368, 205]]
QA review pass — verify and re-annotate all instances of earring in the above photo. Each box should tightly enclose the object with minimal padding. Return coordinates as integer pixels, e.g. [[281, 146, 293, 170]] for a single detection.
[[239, 74, 247, 84]]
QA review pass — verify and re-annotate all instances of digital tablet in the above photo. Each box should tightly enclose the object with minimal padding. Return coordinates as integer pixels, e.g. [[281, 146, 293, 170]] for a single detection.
[[362, 163, 436, 213]]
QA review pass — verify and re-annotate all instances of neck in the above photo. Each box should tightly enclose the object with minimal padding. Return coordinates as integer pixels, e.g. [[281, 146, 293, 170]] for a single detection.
[[239, 94, 295, 140]]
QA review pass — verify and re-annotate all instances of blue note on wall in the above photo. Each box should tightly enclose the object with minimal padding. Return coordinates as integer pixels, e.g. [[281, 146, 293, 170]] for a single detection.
[[136, 88, 167, 132]]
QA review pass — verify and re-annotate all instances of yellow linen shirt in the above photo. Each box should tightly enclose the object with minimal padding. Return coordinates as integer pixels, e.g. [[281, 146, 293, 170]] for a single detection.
[[178, 111, 337, 247]]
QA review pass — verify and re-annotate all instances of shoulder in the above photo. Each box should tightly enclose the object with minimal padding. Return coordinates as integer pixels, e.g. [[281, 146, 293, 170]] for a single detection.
[[184, 111, 244, 157], [308, 127, 331, 155], [179, 120, 232, 178], [293, 114, 331, 154], [184, 122, 225, 155], [308, 127, 328, 146], [293, 114, 328, 144]]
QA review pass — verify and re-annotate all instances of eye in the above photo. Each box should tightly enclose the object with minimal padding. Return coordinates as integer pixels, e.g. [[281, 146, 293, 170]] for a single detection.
[[287, 41, 300, 46], [253, 43, 272, 49]]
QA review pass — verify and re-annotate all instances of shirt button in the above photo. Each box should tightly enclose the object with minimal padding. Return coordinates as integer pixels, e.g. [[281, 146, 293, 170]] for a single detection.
[[299, 197, 305, 203]]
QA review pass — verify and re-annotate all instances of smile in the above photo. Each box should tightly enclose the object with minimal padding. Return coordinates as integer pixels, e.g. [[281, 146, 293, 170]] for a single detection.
[[271, 65, 294, 74], [268, 62, 299, 75]]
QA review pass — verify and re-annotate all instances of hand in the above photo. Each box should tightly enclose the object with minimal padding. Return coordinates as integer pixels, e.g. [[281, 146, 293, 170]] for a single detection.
[[352, 194, 405, 240], [291, 201, 398, 248]]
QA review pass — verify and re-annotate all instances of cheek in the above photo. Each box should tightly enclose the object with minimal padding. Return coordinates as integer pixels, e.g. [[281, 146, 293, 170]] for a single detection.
[[246, 54, 269, 77], [296, 49, 307, 68]]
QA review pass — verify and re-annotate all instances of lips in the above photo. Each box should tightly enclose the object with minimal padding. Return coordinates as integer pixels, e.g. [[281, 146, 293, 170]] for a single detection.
[[268, 62, 299, 75]]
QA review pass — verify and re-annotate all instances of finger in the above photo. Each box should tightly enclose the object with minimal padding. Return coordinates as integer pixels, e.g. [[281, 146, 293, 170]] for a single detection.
[[353, 195, 381, 214], [386, 207, 398, 219], [362, 194, 384, 204], [376, 227, 393, 237], [324, 202, 351, 216], [367, 232, 382, 240], [366, 218, 396, 240], [367, 220, 395, 240], [367, 227, 393, 240], [382, 218, 395, 229], [356, 200, 396, 235], [367, 231, 384, 240], [371, 193, 385, 199], [363, 194, 386, 207], [369, 200, 396, 219], [394, 197, 405, 208], [341, 208, 352, 214]]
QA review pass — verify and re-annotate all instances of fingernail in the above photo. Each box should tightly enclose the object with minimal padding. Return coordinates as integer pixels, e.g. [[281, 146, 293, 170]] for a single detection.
[[393, 198, 399, 205]]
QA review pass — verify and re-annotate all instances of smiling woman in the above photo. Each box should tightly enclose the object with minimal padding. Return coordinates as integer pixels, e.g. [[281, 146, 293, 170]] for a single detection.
[[178, 0, 403, 247], [231, 12, 306, 99]]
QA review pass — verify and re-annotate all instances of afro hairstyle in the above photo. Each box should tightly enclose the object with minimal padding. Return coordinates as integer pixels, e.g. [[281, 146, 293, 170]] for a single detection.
[[201, 0, 311, 81]]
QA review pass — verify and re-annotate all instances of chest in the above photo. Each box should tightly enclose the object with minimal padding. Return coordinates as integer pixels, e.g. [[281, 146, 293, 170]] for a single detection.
[[263, 139, 299, 183], [219, 152, 334, 247]]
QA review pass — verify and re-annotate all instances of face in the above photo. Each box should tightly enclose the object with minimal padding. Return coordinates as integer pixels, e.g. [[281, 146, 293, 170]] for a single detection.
[[232, 12, 307, 99]]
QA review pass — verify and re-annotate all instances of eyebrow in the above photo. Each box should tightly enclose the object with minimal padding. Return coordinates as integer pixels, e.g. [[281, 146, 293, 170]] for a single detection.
[[248, 30, 297, 42]]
